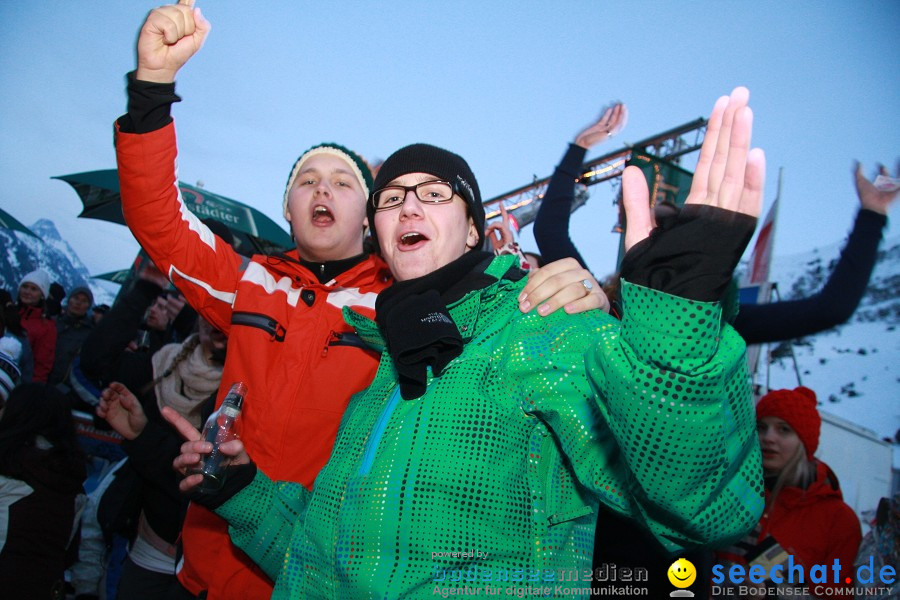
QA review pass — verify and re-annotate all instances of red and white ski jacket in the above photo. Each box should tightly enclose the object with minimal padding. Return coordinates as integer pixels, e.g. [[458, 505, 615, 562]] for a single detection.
[[116, 122, 392, 598]]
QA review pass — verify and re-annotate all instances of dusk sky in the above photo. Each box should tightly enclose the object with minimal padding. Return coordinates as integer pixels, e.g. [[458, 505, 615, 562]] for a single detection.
[[1, 1, 897, 279]]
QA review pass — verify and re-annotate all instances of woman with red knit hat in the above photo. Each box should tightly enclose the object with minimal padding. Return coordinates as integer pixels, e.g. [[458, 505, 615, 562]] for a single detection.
[[719, 386, 862, 599]]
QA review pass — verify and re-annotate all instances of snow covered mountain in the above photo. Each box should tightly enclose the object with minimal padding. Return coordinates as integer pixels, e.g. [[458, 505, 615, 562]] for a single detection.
[[0, 219, 116, 306], [756, 232, 899, 442]]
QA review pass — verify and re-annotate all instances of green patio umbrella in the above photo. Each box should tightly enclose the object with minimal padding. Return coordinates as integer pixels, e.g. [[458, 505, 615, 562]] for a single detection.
[[0, 207, 39, 238], [92, 269, 131, 285], [53, 169, 292, 254]]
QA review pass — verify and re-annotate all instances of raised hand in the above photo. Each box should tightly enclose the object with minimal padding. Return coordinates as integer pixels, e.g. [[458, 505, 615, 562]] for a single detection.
[[485, 204, 515, 252], [622, 87, 765, 253], [854, 161, 900, 216], [136, 0, 211, 83], [574, 102, 628, 149], [137, 261, 171, 290], [162, 406, 250, 493], [164, 292, 187, 323], [97, 382, 148, 440]]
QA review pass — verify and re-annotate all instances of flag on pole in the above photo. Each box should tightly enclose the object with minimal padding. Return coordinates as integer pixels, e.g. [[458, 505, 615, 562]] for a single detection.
[[739, 168, 783, 390], [742, 168, 783, 286]]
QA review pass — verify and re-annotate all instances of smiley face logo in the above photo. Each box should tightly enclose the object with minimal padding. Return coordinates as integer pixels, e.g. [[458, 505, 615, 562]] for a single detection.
[[667, 558, 696, 588]]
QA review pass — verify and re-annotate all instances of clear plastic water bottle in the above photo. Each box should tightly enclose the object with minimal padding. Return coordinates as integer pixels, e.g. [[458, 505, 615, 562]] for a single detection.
[[195, 382, 246, 493]]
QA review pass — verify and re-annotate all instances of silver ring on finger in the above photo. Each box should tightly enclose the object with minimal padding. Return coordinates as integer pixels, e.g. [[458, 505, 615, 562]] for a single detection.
[[581, 279, 594, 293]]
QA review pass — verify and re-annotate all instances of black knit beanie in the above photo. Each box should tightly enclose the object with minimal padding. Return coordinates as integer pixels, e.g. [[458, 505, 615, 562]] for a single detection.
[[368, 143, 485, 249]]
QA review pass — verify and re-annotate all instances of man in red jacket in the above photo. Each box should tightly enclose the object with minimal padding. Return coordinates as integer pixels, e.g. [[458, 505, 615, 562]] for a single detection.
[[115, 2, 606, 598]]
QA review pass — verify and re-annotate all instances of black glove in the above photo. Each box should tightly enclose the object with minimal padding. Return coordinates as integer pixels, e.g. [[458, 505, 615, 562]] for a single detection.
[[620, 204, 756, 302], [185, 462, 257, 511]]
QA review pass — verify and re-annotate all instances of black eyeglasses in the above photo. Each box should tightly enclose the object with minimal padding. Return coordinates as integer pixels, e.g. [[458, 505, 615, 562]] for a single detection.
[[370, 180, 458, 212]]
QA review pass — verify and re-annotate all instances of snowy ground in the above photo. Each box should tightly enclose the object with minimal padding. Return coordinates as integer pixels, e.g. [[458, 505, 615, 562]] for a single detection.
[[761, 319, 899, 441]]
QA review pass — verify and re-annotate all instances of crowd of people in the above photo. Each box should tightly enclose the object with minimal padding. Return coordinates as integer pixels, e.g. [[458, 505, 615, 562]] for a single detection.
[[1, 1, 897, 599]]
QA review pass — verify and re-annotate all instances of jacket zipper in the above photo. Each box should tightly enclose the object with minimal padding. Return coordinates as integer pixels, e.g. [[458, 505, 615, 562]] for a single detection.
[[321, 330, 374, 357], [322, 331, 338, 357], [357, 386, 402, 476], [230, 311, 286, 342]]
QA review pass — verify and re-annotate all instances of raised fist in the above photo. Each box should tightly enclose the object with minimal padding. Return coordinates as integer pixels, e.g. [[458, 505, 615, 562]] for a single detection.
[[136, 0, 211, 83]]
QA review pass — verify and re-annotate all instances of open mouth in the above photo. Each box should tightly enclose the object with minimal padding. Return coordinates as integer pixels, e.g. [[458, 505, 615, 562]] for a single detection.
[[400, 232, 428, 246], [312, 205, 334, 223]]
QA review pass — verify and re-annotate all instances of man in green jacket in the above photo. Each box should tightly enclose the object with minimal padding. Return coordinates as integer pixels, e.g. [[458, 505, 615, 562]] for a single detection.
[[168, 83, 766, 598]]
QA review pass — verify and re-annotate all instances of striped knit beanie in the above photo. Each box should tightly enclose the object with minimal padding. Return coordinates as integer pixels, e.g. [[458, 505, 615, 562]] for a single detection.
[[756, 386, 821, 459], [282, 143, 373, 220]]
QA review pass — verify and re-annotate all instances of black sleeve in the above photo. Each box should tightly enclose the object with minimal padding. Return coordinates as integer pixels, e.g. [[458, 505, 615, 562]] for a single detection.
[[123, 418, 185, 502], [120, 393, 219, 544], [79, 280, 163, 389], [120, 409, 187, 544], [533, 144, 591, 269], [115, 71, 181, 135], [734, 209, 887, 344], [619, 204, 757, 302]]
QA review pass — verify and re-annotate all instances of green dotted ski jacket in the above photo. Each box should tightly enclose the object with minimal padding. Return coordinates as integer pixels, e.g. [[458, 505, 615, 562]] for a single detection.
[[216, 255, 763, 599]]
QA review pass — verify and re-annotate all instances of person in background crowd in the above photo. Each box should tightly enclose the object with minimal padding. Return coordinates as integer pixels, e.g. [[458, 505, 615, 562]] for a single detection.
[[855, 493, 900, 599], [115, 2, 605, 597], [486, 204, 534, 272], [133, 294, 173, 353], [144, 295, 178, 350], [95, 323, 225, 599], [487, 204, 607, 311], [733, 162, 898, 344], [533, 102, 627, 270], [16, 268, 57, 382], [0, 351, 19, 405], [482, 209, 547, 271], [92, 304, 110, 325], [715, 387, 861, 599], [1, 292, 34, 382], [85, 285, 227, 598], [0, 381, 87, 599], [49, 285, 95, 386]]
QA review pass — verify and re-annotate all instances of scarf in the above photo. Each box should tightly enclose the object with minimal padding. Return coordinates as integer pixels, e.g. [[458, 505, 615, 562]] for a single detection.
[[150, 334, 222, 428], [375, 251, 494, 400]]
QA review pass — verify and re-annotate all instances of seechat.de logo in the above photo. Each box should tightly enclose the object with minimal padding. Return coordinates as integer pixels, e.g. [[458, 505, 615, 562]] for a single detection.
[[710, 554, 896, 597]]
